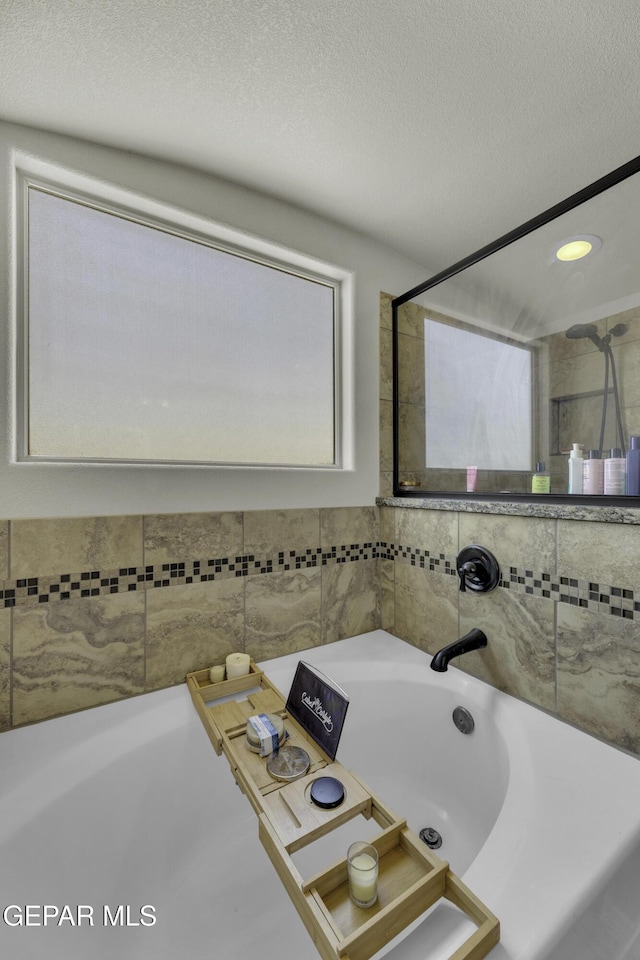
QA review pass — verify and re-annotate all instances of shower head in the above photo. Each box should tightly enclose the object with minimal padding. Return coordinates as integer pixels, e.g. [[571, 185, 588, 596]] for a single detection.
[[565, 322, 628, 351], [566, 323, 599, 340], [609, 323, 628, 339], [565, 323, 605, 351]]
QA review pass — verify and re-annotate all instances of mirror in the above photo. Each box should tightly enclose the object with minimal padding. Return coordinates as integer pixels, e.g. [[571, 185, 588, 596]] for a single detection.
[[393, 155, 640, 501]]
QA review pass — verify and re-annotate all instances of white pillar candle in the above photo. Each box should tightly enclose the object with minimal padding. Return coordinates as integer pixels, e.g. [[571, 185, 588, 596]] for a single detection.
[[209, 665, 226, 683], [347, 842, 378, 908], [225, 652, 251, 679]]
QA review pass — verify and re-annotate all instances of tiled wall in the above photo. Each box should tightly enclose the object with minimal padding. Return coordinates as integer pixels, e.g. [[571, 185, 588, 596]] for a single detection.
[[544, 305, 640, 491], [0, 507, 380, 729], [380, 293, 640, 757], [379, 505, 640, 754]]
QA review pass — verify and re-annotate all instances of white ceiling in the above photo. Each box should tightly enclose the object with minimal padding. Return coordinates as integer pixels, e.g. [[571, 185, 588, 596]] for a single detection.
[[2, 0, 640, 278]]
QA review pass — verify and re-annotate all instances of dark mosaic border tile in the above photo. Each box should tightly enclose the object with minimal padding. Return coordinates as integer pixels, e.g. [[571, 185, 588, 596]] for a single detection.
[[385, 542, 640, 621], [0, 543, 381, 609], [4, 536, 634, 621], [378, 542, 457, 576]]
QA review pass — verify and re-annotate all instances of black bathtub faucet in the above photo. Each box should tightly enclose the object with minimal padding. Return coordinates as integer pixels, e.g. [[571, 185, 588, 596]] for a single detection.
[[430, 628, 487, 672]]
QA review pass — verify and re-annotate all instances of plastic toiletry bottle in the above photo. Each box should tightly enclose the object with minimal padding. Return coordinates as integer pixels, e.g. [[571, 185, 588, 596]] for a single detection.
[[604, 448, 626, 496], [583, 449, 604, 495], [626, 437, 640, 495], [532, 462, 550, 494], [567, 443, 584, 494]]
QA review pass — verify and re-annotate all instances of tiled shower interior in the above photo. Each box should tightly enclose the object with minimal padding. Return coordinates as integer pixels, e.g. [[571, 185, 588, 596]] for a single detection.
[[387, 291, 640, 494], [0, 293, 638, 765]]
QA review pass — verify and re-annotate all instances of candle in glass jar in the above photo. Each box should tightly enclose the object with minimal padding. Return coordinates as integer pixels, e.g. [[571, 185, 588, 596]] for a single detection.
[[347, 842, 378, 908]]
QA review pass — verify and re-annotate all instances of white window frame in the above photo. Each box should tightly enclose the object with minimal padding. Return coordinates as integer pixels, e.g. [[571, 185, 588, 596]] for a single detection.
[[15, 167, 351, 471]]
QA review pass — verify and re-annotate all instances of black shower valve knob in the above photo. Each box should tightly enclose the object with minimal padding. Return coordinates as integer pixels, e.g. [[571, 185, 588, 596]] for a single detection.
[[456, 545, 500, 593], [457, 560, 477, 592]]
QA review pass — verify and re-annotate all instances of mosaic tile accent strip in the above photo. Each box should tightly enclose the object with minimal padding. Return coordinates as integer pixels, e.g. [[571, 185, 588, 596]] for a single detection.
[[384, 542, 640, 621], [3, 536, 634, 621], [0, 543, 380, 609], [379, 542, 457, 576]]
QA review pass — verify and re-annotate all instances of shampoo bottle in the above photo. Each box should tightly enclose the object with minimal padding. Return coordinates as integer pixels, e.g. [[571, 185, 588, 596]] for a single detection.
[[532, 461, 550, 494], [604, 448, 626, 496], [567, 443, 584, 494], [583, 449, 604, 495], [627, 436, 640, 495]]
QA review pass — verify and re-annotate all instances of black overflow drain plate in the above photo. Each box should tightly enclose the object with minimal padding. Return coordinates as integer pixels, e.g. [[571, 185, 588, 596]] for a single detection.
[[419, 827, 443, 849]]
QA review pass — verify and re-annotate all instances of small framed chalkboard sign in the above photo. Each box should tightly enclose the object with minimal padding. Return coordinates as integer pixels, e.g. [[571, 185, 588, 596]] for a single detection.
[[285, 662, 349, 761]]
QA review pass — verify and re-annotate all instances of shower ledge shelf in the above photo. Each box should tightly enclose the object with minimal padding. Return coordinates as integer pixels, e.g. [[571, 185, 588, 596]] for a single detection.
[[186, 661, 500, 960]]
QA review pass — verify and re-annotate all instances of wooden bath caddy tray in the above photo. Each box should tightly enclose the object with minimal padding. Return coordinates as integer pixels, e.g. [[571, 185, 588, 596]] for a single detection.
[[187, 661, 499, 960]]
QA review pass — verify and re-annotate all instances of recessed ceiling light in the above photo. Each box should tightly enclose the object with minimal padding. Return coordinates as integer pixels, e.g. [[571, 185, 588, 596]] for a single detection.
[[554, 234, 602, 262]]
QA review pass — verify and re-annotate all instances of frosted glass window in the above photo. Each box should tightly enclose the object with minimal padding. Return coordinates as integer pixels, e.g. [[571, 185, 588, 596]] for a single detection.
[[24, 187, 337, 466], [425, 320, 532, 470]]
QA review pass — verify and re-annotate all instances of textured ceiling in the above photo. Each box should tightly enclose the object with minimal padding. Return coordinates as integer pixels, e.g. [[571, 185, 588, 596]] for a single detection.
[[2, 0, 640, 275]]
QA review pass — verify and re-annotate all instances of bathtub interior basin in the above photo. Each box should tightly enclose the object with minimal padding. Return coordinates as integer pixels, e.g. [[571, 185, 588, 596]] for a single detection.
[[1, 629, 640, 960], [287, 668, 510, 881]]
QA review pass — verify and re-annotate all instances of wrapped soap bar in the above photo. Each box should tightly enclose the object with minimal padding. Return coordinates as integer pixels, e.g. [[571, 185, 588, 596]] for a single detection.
[[246, 713, 284, 757]]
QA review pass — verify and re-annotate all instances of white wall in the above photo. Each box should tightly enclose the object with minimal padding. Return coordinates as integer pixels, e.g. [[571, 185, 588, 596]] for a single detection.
[[0, 120, 430, 518]]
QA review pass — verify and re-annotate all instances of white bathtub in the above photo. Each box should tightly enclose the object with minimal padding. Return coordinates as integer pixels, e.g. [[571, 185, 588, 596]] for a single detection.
[[1, 630, 640, 960]]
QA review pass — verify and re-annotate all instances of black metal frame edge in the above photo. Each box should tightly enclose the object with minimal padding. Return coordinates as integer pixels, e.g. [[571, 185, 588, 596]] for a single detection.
[[391, 152, 640, 504], [383, 490, 638, 508]]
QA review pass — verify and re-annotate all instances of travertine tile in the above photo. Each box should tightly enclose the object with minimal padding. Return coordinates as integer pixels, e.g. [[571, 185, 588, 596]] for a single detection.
[[0, 608, 10, 728], [322, 559, 380, 644], [146, 578, 244, 690], [397, 302, 426, 339], [397, 333, 425, 406], [617, 338, 640, 407], [398, 402, 426, 473], [459, 588, 556, 710], [557, 519, 640, 592], [545, 322, 606, 363], [392, 563, 457, 655], [144, 511, 243, 565], [395, 507, 458, 556], [243, 508, 320, 558], [245, 567, 321, 662], [549, 348, 604, 399], [12, 593, 145, 725], [0, 521, 8, 580], [379, 292, 393, 331], [379, 471, 393, 498], [459, 513, 557, 575], [320, 507, 379, 549], [380, 400, 393, 472], [11, 516, 143, 579], [380, 324, 393, 402], [379, 506, 394, 546], [557, 603, 640, 753], [622, 403, 640, 439], [379, 558, 395, 631]]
